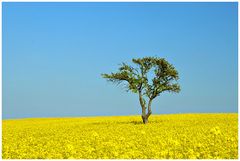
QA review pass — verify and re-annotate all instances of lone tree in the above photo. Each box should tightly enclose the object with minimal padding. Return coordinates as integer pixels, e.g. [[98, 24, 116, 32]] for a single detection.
[[102, 57, 180, 124]]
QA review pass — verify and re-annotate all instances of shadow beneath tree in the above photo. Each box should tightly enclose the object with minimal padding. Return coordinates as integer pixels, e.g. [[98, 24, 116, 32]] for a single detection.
[[129, 120, 164, 125], [87, 120, 164, 126]]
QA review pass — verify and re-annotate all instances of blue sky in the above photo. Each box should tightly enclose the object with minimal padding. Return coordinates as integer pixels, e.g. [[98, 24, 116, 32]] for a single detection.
[[3, 2, 238, 119]]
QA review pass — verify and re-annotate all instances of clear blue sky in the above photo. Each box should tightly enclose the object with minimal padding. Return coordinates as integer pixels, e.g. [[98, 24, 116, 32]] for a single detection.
[[3, 2, 238, 119]]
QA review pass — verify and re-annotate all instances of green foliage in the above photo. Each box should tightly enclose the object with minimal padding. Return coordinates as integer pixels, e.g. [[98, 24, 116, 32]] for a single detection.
[[102, 56, 181, 99]]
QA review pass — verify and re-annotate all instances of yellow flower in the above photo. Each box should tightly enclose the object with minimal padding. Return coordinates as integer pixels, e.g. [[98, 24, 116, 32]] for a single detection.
[[140, 130, 146, 135], [2, 114, 238, 159]]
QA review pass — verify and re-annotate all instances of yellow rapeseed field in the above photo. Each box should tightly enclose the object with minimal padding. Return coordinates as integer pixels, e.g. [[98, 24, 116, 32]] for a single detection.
[[2, 113, 238, 159]]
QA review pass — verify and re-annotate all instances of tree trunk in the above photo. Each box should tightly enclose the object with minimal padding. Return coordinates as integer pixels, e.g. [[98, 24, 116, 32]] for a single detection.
[[146, 99, 153, 118], [138, 92, 147, 124], [142, 115, 148, 124], [142, 99, 153, 124], [138, 92, 154, 124]]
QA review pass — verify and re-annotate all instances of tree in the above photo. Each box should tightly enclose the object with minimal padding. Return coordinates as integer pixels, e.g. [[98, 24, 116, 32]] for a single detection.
[[102, 57, 180, 124]]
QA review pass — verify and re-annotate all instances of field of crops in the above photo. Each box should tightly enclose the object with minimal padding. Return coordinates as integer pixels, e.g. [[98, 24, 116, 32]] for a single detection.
[[2, 113, 238, 159]]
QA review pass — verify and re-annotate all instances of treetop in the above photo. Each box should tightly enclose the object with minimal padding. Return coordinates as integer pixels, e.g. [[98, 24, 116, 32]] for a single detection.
[[102, 56, 180, 99]]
